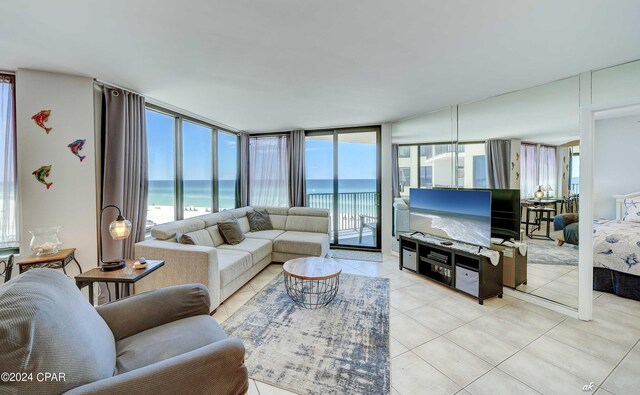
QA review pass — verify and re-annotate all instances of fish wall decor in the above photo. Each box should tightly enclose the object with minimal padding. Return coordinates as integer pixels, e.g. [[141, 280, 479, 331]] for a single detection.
[[31, 110, 52, 134], [32, 165, 53, 189], [67, 139, 86, 162]]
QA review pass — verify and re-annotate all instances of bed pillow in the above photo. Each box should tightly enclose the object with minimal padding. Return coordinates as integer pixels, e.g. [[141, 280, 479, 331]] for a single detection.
[[623, 199, 640, 223], [218, 217, 246, 245], [247, 209, 274, 232]]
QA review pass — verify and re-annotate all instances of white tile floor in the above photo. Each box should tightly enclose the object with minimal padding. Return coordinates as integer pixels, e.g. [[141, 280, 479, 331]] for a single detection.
[[215, 254, 640, 395]]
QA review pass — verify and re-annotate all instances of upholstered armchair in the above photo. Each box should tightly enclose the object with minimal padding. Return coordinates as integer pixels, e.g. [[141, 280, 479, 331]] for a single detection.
[[0, 269, 248, 395]]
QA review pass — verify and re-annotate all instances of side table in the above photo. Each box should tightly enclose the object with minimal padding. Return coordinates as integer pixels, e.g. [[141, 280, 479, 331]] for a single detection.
[[18, 248, 82, 275], [75, 260, 164, 305]]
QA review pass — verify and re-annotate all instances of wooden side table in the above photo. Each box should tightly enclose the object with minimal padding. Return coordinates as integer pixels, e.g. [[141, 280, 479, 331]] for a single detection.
[[75, 260, 164, 305], [18, 248, 82, 275]]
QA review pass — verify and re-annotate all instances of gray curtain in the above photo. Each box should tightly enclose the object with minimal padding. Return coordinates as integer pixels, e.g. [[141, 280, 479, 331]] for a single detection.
[[101, 87, 148, 261], [239, 133, 250, 207], [485, 139, 510, 189], [289, 130, 306, 207], [391, 144, 400, 198]]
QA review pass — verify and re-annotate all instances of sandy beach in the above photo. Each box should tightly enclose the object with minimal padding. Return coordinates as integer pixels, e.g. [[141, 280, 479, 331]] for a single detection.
[[410, 213, 452, 239], [147, 205, 213, 227]]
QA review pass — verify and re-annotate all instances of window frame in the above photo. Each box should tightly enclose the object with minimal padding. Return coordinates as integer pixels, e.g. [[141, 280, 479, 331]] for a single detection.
[[145, 104, 240, 225]]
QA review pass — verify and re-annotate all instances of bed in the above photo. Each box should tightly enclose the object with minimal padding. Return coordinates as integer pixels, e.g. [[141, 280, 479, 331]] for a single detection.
[[592, 192, 640, 301]]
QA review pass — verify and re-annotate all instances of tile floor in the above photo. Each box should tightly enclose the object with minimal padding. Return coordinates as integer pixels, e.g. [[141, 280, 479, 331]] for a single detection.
[[214, 254, 640, 395]]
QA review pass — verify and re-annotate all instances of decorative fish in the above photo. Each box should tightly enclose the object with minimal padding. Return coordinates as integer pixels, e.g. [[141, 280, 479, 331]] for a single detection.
[[624, 253, 638, 269], [605, 235, 619, 243], [67, 139, 86, 162], [32, 165, 53, 189], [31, 110, 52, 134], [511, 162, 515, 170], [637, 241, 640, 248], [599, 248, 614, 255], [515, 152, 519, 161]]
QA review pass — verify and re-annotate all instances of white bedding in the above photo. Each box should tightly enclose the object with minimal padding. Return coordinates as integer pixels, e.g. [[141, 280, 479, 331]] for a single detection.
[[593, 220, 640, 275]]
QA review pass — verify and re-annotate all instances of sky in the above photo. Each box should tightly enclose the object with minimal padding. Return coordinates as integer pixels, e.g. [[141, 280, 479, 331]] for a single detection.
[[148, 107, 376, 181], [410, 188, 491, 217]]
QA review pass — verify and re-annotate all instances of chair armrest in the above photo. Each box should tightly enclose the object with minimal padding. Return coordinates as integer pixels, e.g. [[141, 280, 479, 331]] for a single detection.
[[95, 284, 210, 341], [64, 338, 248, 395]]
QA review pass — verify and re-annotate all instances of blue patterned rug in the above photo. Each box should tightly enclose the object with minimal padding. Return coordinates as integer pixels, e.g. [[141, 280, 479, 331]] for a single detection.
[[222, 273, 390, 395]]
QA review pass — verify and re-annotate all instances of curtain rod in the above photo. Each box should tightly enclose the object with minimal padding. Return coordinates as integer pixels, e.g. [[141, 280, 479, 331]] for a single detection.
[[94, 78, 141, 95], [0, 70, 15, 76]]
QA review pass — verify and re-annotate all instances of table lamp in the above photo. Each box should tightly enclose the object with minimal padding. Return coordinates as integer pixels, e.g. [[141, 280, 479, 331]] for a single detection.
[[534, 186, 545, 199], [545, 185, 553, 198], [99, 204, 132, 271]]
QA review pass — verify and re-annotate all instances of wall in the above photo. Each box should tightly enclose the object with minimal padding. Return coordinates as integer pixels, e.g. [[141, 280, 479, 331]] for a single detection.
[[593, 115, 640, 219], [16, 69, 97, 275], [381, 123, 393, 253]]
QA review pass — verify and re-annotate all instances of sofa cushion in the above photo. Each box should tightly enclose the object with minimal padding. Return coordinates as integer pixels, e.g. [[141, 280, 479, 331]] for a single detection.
[[285, 215, 330, 234], [218, 237, 273, 263], [288, 207, 330, 217], [274, 231, 329, 257], [199, 211, 234, 227], [218, 218, 246, 245], [217, 249, 254, 287], [184, 229, 215, 247], [206, 225, 226, 247], [238, 216, 251, 233], [0, 269, 116, 394], [247, 209, 274, 232], [151, 218, 206, 240], [245, 229, 286, 240], [115, 315, 226, 374]]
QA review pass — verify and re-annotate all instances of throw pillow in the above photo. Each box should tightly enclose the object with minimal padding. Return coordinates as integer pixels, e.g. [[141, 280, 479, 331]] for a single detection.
[[218, 218, 246, 245], [176, 232, 195, 245], [623, 199, 640, 222], [247, 209, 274, 232]]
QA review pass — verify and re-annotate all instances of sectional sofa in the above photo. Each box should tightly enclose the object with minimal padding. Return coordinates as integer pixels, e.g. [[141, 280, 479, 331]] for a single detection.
[[134, 206, 330, 311]]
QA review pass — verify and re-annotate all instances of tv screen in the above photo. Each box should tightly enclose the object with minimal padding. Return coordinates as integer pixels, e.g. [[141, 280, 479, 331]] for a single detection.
[[409, 188, 492, 247]]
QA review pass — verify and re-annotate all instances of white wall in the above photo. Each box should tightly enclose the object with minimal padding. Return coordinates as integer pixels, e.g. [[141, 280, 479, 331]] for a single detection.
[[593, 115, 640, 219], [593, 60, 640, 104], [391, 107, 453, 144], [16, 69, 97, 275]]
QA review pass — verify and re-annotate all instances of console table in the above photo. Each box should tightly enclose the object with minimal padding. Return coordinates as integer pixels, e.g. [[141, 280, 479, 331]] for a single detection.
[[399, 235, 503, 304], [18, 248, 82, 275]]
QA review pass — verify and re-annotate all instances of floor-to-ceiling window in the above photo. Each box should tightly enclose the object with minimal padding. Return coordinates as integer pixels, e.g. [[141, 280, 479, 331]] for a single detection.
[[0, 75, 17, 250], [306, 127, 381, 250], [145, 106, 239, 230]]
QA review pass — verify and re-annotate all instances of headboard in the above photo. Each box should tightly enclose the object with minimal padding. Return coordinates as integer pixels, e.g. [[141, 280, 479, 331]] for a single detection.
[[614, 192, 640, 220]]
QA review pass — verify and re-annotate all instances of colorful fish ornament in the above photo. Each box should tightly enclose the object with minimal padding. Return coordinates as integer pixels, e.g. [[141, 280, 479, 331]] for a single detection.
[[67, 139, 86, 162], [32, 165, 53, 189], [31, 110, 52, 134]]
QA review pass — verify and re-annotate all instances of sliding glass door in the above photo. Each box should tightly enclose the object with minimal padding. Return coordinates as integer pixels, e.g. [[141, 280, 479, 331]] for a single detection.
[[305, 127, 381, 250]]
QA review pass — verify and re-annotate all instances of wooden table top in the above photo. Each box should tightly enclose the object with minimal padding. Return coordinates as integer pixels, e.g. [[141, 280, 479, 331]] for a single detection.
[[19, 248, 76, 265], [283, 257, 342, 280], [75, 260, 164, 283]]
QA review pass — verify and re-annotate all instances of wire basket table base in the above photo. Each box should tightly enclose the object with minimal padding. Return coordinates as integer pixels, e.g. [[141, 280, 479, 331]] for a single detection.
[[284, 274, 340, 309]]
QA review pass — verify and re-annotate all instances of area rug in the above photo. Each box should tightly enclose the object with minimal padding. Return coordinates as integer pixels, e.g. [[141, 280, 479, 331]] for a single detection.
[[527, 239, 579, 265], [221, 273, 390, 395], [328, 249, 383, 262]]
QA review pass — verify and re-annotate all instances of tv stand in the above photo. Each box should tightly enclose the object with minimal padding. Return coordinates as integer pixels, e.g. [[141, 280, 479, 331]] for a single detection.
[[399, 234, 503, 304]]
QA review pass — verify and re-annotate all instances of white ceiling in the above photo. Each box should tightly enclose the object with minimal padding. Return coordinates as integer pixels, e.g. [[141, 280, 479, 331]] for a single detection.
[[1, 0, 640, 132]]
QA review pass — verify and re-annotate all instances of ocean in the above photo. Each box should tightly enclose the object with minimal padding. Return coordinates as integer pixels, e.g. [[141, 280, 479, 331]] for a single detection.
[[148, 178, 377, 210]]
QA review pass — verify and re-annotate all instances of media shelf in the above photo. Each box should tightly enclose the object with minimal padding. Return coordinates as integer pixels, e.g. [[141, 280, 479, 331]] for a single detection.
[[399, 234, 503, 304]]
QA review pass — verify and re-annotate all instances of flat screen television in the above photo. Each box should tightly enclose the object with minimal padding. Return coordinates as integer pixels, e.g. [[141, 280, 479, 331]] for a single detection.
[[477, 188, 521, 241], [409, 188, 492, 247]]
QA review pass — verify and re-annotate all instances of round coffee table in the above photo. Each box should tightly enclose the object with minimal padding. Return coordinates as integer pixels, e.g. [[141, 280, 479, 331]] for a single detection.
[[283, 257, 342, 309]]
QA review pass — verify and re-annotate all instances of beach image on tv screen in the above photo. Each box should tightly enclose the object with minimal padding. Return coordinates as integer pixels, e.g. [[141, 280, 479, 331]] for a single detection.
[[409, 188, 491, 247]]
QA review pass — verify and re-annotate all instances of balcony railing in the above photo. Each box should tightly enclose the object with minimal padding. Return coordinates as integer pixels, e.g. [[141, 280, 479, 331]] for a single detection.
[[307, 191, 379, 232]]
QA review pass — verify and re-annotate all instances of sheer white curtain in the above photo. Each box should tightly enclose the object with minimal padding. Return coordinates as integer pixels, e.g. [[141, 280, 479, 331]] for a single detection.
[[0, 75, 17, 248], [520, 143, 538, 198], [249, 135, 290, 207], [538, 145, 557, 196]]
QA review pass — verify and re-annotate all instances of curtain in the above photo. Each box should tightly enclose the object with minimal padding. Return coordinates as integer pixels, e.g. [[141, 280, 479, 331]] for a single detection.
[[0, 75, 17, 248], [520, 143, 538, 198], [538, 145, 557, 197], [249, 135, 290, 207], [101, 88, 148, 261], [289, 130, 306, 207], [391, 144, 400, 198], [239, 133, 250, 207], [485, 139, 510, 189]]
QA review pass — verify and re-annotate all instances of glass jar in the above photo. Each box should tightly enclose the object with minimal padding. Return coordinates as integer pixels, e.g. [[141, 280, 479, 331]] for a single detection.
[[29, 226, 62, 256]]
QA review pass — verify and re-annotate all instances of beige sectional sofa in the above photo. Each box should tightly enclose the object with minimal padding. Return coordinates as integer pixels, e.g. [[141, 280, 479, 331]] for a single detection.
[[134, 206, 330, 311]]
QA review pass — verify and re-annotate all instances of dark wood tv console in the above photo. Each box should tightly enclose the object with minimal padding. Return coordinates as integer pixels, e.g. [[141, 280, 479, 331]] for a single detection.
[[399, 234, 503, 304]]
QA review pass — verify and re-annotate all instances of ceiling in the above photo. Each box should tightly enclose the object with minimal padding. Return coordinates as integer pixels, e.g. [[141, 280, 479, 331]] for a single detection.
[[1, 1, 640, 132]]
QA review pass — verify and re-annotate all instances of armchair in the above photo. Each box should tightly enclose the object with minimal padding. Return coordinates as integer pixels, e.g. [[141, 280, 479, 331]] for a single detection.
[[0, 269, 248, 395]]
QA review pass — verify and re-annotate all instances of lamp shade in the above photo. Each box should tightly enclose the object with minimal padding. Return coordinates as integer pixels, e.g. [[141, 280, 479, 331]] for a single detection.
[[109, 217, 132, 240], [534, 186, 545, 199]]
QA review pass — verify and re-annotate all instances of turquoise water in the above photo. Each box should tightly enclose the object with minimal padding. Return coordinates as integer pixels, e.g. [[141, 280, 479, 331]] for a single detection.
[[148, 179, 377, 210]]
